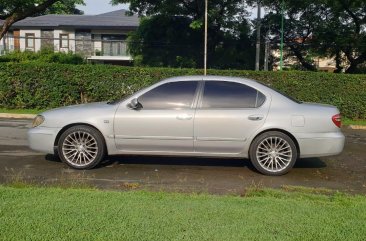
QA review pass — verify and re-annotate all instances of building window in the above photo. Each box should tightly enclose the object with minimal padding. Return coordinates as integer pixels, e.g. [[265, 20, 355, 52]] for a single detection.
[[101, 34, 127, 56], [25, 33, 35, 49], [60, 34, 69, 49]]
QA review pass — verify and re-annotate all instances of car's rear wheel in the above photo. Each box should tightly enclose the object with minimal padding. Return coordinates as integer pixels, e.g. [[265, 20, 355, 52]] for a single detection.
[[249, 131, 297, 176], [58, 125, 106, 169]]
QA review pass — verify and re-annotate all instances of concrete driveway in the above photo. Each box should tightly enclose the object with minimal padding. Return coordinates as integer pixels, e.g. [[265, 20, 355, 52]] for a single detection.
[[0, 118, 365, 194]]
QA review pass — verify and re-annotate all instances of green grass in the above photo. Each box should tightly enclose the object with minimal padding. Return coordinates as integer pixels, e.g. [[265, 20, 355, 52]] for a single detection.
[[0, 108, 45, 114], [343, 118, 366, 126], [0, 186, 366, 240]]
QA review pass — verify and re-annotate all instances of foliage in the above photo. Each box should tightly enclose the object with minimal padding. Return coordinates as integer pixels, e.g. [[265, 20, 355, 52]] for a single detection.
[[0, 50, 84, 64], [257, 0, 366, 73], [1, 186, 366, 240], [0, 0, 84, 40], [0, 63, 365, 119], [113, 0, 255, 69], [315, 0, 366, 73], [38, 0, 84, 15], [0, 0, 84, 17], [127, 15, 202, 68]]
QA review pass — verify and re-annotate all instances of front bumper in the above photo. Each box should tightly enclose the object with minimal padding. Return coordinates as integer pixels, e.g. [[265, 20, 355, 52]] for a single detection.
[[28, 127, 61, 154], [296, 131, 345, 158]]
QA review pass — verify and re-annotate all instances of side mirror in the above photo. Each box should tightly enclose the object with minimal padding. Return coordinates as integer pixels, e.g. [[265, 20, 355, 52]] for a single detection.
[[128, 98, 142, 110]]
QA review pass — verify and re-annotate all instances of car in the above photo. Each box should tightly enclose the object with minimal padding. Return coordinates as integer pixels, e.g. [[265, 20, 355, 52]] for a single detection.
[[28, 76, 345, 175]]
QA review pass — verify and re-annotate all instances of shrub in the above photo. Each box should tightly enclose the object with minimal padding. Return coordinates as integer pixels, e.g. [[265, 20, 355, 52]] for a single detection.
[[0, 62, 365, 119], [0, 50, 84, 65]]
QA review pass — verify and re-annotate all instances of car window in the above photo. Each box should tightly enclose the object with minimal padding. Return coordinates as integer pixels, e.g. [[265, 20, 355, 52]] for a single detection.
[[138, 81, 198, 109], [201, 81, 265, 108]]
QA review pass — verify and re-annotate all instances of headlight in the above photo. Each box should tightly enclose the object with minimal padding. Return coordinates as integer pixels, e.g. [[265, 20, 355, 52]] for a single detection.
[[32, 115, 45, 128]]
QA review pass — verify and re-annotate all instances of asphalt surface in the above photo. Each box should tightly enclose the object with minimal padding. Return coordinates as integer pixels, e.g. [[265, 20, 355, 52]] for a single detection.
[[0, 118, 366, 194]]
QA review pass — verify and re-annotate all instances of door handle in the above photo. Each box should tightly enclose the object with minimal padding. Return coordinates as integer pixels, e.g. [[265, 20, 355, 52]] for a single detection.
[[248, 115, 264, 121], [176, 114, 193, 120]]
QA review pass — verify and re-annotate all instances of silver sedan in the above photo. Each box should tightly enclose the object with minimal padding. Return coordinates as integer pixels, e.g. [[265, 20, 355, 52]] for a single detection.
[[28, 76, 345, 175]]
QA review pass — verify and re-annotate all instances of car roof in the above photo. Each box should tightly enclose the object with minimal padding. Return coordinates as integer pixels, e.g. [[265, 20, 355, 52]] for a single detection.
[[160, 75, 298, 104], [161, 75, 266, 90], [163, 75, 257, 83]]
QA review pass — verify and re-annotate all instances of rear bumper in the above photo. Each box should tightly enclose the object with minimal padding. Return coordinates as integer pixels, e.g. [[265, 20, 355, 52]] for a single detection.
[[295, 131, 345, 158], [28, 127, 61, 154]]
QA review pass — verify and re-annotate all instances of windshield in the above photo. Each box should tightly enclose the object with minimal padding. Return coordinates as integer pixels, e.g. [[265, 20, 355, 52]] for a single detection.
[[106, 85, 152, 105]]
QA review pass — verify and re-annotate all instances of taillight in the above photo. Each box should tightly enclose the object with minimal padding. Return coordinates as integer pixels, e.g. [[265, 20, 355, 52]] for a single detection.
[[332, 114, 341, 128]]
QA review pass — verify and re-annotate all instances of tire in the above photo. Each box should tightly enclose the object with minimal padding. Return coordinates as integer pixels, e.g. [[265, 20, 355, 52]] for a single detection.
[[249, 131, 297, 176], [58, 125, 106, 169]]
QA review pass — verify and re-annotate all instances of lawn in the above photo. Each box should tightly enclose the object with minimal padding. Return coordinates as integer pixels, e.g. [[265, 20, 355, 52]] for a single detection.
[[0, 186, 365, 240], [0, 108, 45, 115], [343, 118, 366, 126]]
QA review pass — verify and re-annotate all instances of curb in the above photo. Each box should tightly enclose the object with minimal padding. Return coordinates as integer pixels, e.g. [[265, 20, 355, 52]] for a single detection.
[[0, 113, 36, 119], [348, 125, 366, 130]]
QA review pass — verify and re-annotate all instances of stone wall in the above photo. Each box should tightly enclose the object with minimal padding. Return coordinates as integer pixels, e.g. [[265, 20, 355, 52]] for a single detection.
[[40, 30, 54, 50], [75, 31, 92, 57]]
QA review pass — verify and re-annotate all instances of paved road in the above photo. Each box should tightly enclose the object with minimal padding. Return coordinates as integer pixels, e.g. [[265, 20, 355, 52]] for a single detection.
[[1, 118, 366, 194]]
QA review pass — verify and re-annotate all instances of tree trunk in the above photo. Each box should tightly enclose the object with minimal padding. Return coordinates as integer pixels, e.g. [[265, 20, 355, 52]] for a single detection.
[[345, 52, 366, 74], [334, 50, 343, 73], [289, 45, 317, 71], [0, 0, 59, 41], [0, 16, 16, 41]]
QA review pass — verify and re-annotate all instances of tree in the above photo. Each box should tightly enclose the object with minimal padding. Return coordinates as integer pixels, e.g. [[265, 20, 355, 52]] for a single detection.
[[112, 0, 256, 69], [39, 0, 84, 15], [255, 0, 325, 71], [0, 0, 84, 40], [128, 15, 202, 68], [315, 0, 366, 73], [258, 0, 366, 73]]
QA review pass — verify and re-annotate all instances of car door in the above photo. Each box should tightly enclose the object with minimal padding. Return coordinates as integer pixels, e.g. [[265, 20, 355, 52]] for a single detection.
[[114, 80, 200, 153], [194, 80, 270, 154]]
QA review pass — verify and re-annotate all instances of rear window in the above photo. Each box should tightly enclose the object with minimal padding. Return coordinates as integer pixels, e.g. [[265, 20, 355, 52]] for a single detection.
[[201, 81, 266, 108]]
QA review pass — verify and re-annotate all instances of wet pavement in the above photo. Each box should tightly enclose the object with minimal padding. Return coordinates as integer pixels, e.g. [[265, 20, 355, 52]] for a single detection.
[[0, 118, 365, 194]]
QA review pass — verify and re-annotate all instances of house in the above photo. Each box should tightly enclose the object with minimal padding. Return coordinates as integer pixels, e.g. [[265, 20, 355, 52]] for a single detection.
[[0, 9, 139, 64]]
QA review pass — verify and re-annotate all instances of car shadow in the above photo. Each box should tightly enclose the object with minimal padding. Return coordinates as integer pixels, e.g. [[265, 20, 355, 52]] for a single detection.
[[104, 155, 250, 168], [45, 154, 61, 163], [294, 158, 327, 168], [103, 155, 327, 170], [45, 154, 326, 170]]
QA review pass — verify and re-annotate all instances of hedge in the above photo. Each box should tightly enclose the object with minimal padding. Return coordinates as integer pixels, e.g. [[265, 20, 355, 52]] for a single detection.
[[0, 63, 365, 119], [0, 50, 84, 65]]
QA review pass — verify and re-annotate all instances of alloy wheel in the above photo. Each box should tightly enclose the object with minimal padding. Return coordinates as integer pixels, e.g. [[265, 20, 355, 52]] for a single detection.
[[255, 136, 292, 173], [62, 131, 99, 167]]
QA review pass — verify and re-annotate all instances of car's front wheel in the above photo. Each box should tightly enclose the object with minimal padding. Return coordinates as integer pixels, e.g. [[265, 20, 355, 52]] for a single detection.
[[58, 125, 106, 169], [249, 131, 297, 176]]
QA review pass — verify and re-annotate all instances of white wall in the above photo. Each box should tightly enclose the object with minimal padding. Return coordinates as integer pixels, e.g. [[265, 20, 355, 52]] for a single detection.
[[53, 29, 76, 53], [0, 32, 14, 54], [7, 33, 14, 50], [19, 30, 41, 52]]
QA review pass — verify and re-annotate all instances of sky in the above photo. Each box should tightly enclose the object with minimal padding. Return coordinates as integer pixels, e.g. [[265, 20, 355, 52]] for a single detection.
[[77, 0, 129, 15], [77, 0, 261, 18]]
